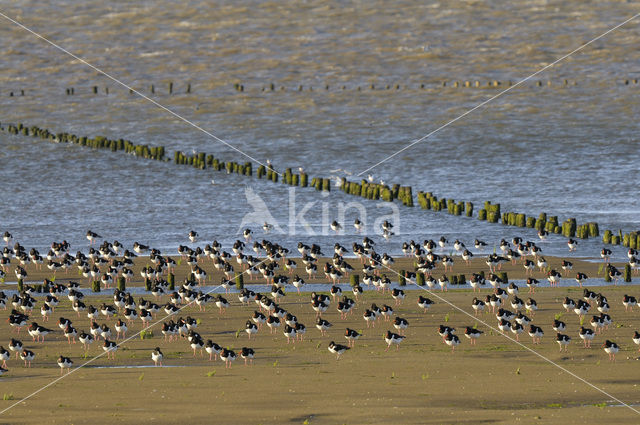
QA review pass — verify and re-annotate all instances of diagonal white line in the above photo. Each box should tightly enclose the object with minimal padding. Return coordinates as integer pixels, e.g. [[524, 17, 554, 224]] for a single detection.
[[0, 257, 270, 415], [366, 255, 640, 415], [357, 11, 640, 177], [0, 10, 281, 175]]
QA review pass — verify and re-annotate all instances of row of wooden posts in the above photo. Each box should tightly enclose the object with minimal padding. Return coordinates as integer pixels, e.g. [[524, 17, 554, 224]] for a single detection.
[[237, 80, 583, 93], [5, 77, 640, 98], [0, 120, 629, 245], [64, 82, 192, 96], [2, 122, 165, 161], [602, 230, 640, 248]]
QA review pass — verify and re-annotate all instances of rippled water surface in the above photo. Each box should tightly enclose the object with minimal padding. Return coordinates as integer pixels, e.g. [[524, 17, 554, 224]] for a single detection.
[[0, 0, 638, 258]]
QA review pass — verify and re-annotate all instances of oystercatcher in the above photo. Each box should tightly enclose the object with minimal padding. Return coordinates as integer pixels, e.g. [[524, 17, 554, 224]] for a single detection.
[[28, 322, 52, 342], [205, 340, 222, 361], [528, 325, 544, 344], [464, 327, 483, 345], [603, 340, 619, 361], [445, 333, 461, 352], [471, 297, 485, 316], [245, 320, 258, 340], [86, 230, 100, 245], [344, 328, 361, 347], [103, 339, 117, 359], [328, 341, 350, 360], [316, 318, 332, 336], [151, 347, 163, 366], [57, 355, 73, 374], [579, 327, 595, 348], [0, 346, 9, 368], [8, 339, 22, 359], [220, 348, 236, 368], [556, 333, 571, 351], [633, 331, 640, 351], [79, 331, 94, 351], [385, 331, 405, 351], [623, 295, 637, 312], [393, 317, 409, 335], [575, 272, 588, 288], [552, 320, 566, 332]]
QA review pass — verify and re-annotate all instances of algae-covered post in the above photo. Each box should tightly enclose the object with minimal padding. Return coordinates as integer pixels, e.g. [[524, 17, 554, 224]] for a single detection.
[[117, 276, 126, 292], [399, 270, 406, 286], [235, 271, 244, 290], [624, 264, 632, 283], [465, 202, 473, 217]]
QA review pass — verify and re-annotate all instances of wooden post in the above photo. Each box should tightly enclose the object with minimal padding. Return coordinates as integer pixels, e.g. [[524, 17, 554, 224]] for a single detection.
[[168, 273, 175, 290], [350, 274, 359, 287], [117, 276, 125, 292], [624, 264, 632, 282], [399, 270, 406, 286], [92, 280, 101, 292], [235, 271, 244, 289]]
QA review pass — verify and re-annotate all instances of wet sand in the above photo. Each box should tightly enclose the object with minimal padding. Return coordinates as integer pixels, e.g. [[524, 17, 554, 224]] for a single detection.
[[2, 284, 640, 424]]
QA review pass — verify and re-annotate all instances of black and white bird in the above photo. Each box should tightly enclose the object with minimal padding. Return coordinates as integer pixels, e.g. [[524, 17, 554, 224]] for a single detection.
[[385, 331, 405, 351], [103, 339, 118, 360], [79, 331, 94, 351], [418, 296, 433, 313], [316, 318, 332, 336], [393, 317, 409, 335], [579, 327, 595, 348], [57, 355, 73, 374], [220, 348, 236, 368], [445, 333, 461, 352], [529, 325, 544, 344], [464, 327, 483, 345], [241, 347, 255, 366], [623, 295, 637, 312], [603, 340, 619, 361], [86, 230, 101, 245], [8, 339, 23, 359], [245, 320, 258, 339], [633, 331, 640, 351], [205, 340, 222, 361], [20, 349, 35, 367], [556, 333, 571, 351], [328, 341, 350, 360], [0, 346, 9, 368], [151, 347, 163, 366]]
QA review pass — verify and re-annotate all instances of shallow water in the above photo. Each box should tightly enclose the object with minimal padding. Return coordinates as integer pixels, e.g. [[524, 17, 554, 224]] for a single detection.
[[0, 0, 638, 260]]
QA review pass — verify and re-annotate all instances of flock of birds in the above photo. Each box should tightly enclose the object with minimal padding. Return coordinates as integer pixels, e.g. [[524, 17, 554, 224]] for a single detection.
[[1, 226, 640, 378]]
